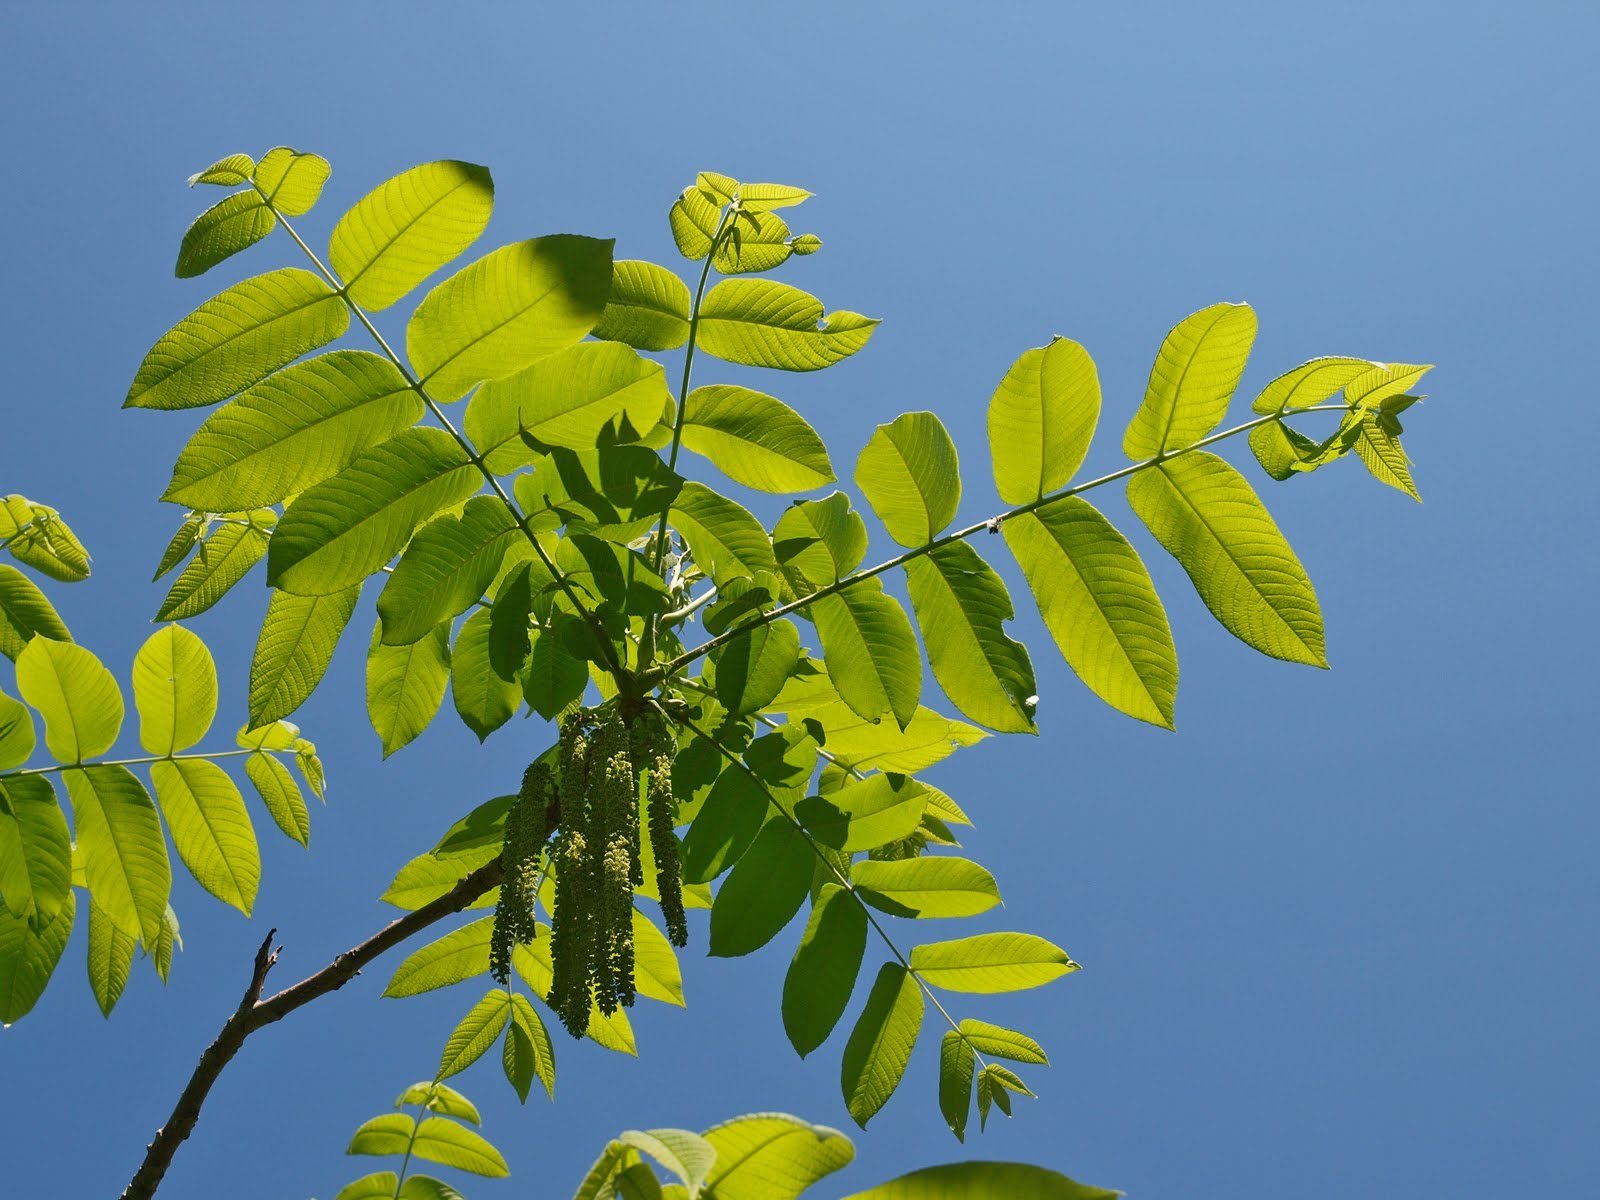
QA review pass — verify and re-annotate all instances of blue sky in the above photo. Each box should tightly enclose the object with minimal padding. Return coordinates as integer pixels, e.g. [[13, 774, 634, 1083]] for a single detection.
[[2, 2, 1596, 1197]]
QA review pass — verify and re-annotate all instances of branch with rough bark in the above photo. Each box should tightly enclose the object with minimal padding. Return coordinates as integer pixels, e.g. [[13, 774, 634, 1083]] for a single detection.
[[119, 859, 503, 1200]]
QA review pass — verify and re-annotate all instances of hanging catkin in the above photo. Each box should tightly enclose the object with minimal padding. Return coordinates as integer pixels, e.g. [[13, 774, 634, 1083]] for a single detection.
[[549, 711, 596, 1037], [489, 760, 556, 984], [638, 711, 687, 947], [590, 710, 636, 1014]]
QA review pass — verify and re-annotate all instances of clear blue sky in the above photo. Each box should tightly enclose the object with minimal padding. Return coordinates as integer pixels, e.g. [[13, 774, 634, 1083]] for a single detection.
[[2, 3, 1595, 1197]]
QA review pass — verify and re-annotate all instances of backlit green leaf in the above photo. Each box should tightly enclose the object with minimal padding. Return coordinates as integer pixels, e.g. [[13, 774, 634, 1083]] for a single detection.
[[16, 638, 122, 762], [957, 1019, 1048, 1065], [939, 1030, 975, 1142], [0, 565, 70, 661], [451, 609, 520, 741], [0, 776, 70, 921], [669, 184, 723, 259], [163, 351, 419, 511], [708, 816, 813, 957], [852, 856, 1000, 918], [670, 482, 778, 586], [1, 497, 91, 582], [841, 962, 923, 1128], [334, 1173, 401, 1200], [382, 850, 497, 912], [631, 908, 685, 1007], [1126, 450, 1325, 666], [87, 896, 136, 1017], [700, 1112, 855, 1200], [521, 618, 589, 720], [1355, 412, 1421, 500], [188, 153, 253, 187], [269, 427, 481, 595], [156, 513, 275, 620], [66, 765, 170, 945], [812, 586, 921, 730], [1003, 499, 1177, 728], [411, 1116, 509, 1177], [152, 516, 203, 581], [175, 191, 275, 278], [517, 447, 682, 543], [1250, 356, 1371, 415], [378, 496, 519, 645], [438, 987, 512, 1079], [407, 235, 613, 400], [681, 760, 769, 884], [790, 702, 985, 775], [506, 991, 556, 1101], [697, 280, 878, 372], [905, 543, 1036, 733], [909, 932, 1078, 994], [988, 337, 1100, 504], [253, 146, 330, 216], [841, 1161, 1119, 1200], [347, 1113, 415, 1156], [125, 268, 349, 410], [716, 206, 794, 275], [384, 916, 492, 997], [855, 412, 960, 547], [367, 621, 451, 757], [783, 883, 867, 1058], [249, 585, 360, 726], [712, 619, 800, 717], [330, 160, 494, 311], [0, 889, 73, 1025], [150, 759, 259, 914], [796, 773, 929, 852], [592, 259, 692, 351], [1345, 361, 1433, 410], [774, 493, 868, 592], [132, 624, 218, 755], [681, 385, 834, 494], [512, 926, 637, 1055], [1123, 302, 1257, 458], [243, 751, 309, 846]]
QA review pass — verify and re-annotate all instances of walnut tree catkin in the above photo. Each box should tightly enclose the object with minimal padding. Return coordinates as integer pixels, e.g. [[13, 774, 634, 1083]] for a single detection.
[[549, 710, 597, 1037], [636, 711, 687, 947], [488, 760, 557, 984]]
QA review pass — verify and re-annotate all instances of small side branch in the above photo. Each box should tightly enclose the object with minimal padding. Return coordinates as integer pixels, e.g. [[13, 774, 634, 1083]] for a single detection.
[[119, 859, 503, 1200]]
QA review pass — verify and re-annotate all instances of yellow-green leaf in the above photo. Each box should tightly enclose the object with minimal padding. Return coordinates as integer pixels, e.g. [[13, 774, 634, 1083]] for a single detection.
[[124, 268, 349, 410], [188, 153, 254, 187], [1355, 413, 1421, 500], [243, 751, 309, 846], [87, 896, 137, 1017], [378, 497, 518, 645], [330, 160, 494, 311], [16, 638, 122, 762], [385, 917, 492, 997], [0, 565, 70, 661], [852, 856, 1000, 918], [681, 385, 834, 494], [151, 759, 259, 915], [1126, 450, 1326, 666], [438, 988, 512, 1079], [812, 585, 922, 730], [708, 816, 813, 957], [988, 337, 1101, 504], [133, 624, 218, 755], [1123, 302, 1257, 458], [843, 1162, 1118, 1200], [592, 260, 691, 351], [841, 963, 923, 1128], [631, 908, 685, 1007], [450, 610, 519, 741], [367, 622, 452, 757], [0, 691, 36, 771], [791, 701, 985, 775], [855, 412, 960, 547], [0, 776, 70, 921], [155, 514, 275, 621], [700, 1113, 854, 1200], [410, 1117, 508, 1178], [697, 280, 878, 372], [670, 482, 778, 586], [957, 1018, 1048, 1065], [253, 146, 330, 216], [0, 888, 74, 1025], [1004, 499, 1177, 728], [65, 765, 170, 945], [175, 192, 275, 279], [939, 1029, 975, 1141], [796, 774, 928, 853], [248, 585, 362, 726], [407, 235, 613, 400], [909, 932, 1078, 994], [0, 496, 91, 582], [1250, 356, 1371, 415]]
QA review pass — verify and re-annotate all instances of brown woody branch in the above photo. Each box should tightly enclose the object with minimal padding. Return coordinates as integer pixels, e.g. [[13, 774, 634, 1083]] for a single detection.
[[119, 858, 503, 1200]]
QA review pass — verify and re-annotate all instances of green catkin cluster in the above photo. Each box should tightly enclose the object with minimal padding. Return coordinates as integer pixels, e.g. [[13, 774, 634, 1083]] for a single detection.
[[489, 761, 556, 984], [544, 704, 687, 1037]]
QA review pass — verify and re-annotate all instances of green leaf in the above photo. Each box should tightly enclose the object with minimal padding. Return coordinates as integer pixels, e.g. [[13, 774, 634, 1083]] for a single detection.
[[0, 565, 70, 661], [87, 895, 137, 1017], [0, 776, 70, 920], [163, 351, 419, 511], [152, 904, 180, 982], [1345, 361, 1433, 410], [188, 153, 254, 187], [334, 1173, 401, 1200], [347, 1113, 416, 1156], [1355, 412, 1422, 500], [987, 337, 1101, 504], [788, 701, 985, 775], [841, 1161, 1119, 1200], [488, 562, 535, 680], [617, 1129, 716, 1196], [248, 585, 360, 726], [681, 385, 834, 494], [631, 908, 685, 1007], [521, 618, 590, 720], [909, 932, 1078, 994], [712, 619, 800, 717], [669, 183, 723, 259], [1126, 450, 1326, 666], [438, 987, 512, 1079], [124, 268, 349, 410], [856, 412, 961, 547], [407, 235, 613, 400], [0, 497, 91, 582], [783, 882, 867, 1058], [16, 638, 122, 762], [398, 1178, 465, 1200], [697, 280, 878, 372], [938, 1030, 975, 1142], [65, 765, 170, 944], [1003, 499, 1177, 728], [451, 610, 520, 741], [1123, 302, 1258, 458], [175, 192, 275, 279], [269, 427, 481, 596], [957, 1019, 1048, 1065], [253, 146, 330, 216], [132, 624, 218, 755], [331, 160, 495, 311], [852, 857, 1000, 918], [0, 889, 73, 1025], [708, 816, 814, 957], [155, 513, 275, 620], [1248, 419, 1324, 480], [505, 992, 556, 1102], [700, 1113, 855, 1200], [466, 341, 671, 462], [382, 850, 497, 912], [150, 759, 260, 915], [1250, 356, 1371, 415], [796, 774, 929, 853], [511, 928, 637, 1055], [243, 751, 309, 846], [592, 259, 692, 351], [153, 516, 203, 581], [841, 962, 924, 1128], [366, 621, 451, 757], [0, 691, 34, 771], [517, 446, 682, 543], [384, 917, 492, 997], [671, 482, 778, 586], [812, 586, 922, 729], [904, 543, 1037, 733], [715, 206, 795, 275], [774, 493, 868, 591], [378, 496, 519, 645], [680, 760, 769, 884]]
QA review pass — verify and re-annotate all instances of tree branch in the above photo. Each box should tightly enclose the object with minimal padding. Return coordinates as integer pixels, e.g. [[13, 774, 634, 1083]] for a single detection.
[[119, 858, 504, 1200]]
